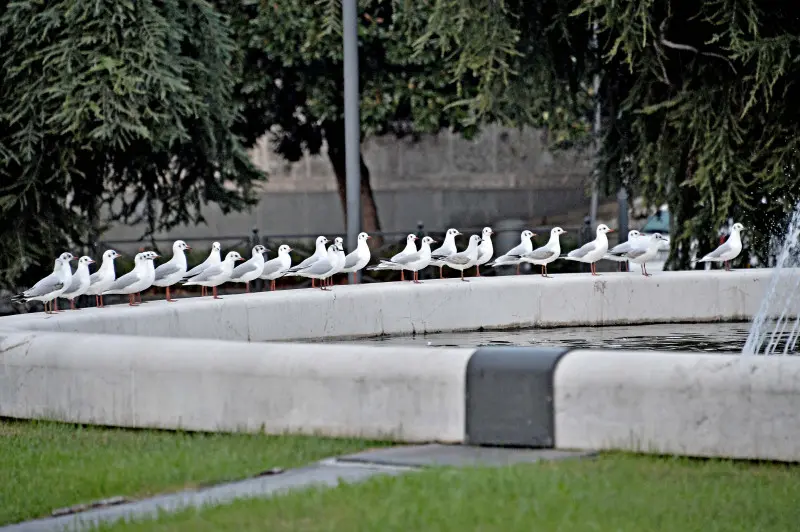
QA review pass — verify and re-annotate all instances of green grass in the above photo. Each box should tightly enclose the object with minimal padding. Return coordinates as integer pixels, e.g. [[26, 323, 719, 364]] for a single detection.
[[0, 419, 385, 526], [101, 453, 800, 532]]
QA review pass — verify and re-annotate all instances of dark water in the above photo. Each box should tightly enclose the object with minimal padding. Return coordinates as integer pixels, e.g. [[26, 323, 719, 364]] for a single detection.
[[331, 322, 752, 353]]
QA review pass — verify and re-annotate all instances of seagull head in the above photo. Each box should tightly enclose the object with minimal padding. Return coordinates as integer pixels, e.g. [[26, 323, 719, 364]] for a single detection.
[[58, 252, 75, 262], [212, 242, 221, 252], [407, 234, 417, 243], [174, 240, 191, 252], [334, 237, 344, 251], [421, 236, 436, 246], [316, 236, 328, 246], [225, 251, 244, 262], [629, 230, 641, 239], [278, 244, 292, 255], [521, 230, 535, 240], [446, 228, 461, 238], [597, 224, 613, 234], [732, 222, 744, 233], [552, 227, 567, 236], [482, 227, 493, 238], [358, 232, 371, 241], [78, 256, 95, 267], [470, 234, 482, 245], [143, 251, 160, 260], [253, 244, 267, 256], [652, 233, 665, 241], [103, 249, 122, 261]]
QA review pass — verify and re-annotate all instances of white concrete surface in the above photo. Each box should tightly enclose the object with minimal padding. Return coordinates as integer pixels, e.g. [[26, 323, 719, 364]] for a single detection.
[[0, 331, 472, 442], [554, 349, 800, 461], [0, 269, 779, 342]]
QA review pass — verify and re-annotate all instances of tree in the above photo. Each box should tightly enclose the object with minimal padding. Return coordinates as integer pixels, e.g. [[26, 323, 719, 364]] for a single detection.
[[0, 0, 264, 289], [221, 0, 487, 239], [402, 0, 800, 268]]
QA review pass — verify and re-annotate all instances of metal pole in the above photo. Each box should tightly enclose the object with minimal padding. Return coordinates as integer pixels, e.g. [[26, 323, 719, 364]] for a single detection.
[[589, 23, 600, 230], [617, 186, 629, 272], [343, 0, 362, 283]]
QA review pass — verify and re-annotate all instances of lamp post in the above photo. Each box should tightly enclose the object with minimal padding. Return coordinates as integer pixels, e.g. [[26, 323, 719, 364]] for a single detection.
[[343, 0, 361, 283]]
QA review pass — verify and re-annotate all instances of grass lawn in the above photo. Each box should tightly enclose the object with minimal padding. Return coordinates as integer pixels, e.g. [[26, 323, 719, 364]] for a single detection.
[[101, 453, 800, 532], [0, 419, 385, 526]]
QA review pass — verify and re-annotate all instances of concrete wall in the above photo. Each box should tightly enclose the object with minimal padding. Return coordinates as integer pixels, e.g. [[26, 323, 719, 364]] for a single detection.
[[0, 269, 777, 342], [101, 126, 593, 246], [554, 350, 800, 461], [3, 331, 799, 462], [0, 331, 471, 442]]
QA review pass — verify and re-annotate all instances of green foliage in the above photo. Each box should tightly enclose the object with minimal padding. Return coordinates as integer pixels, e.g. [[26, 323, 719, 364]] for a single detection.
[[0, 0, 264, 289], [404, 0, 800, 268]]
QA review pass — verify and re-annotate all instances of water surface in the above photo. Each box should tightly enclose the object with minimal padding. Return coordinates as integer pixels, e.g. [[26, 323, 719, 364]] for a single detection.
[[326, 322, 751, 353]]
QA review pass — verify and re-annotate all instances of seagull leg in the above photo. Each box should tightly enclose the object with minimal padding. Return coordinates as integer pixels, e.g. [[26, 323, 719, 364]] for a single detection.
[[439, 266, 443, 280], [213, 286, 222, 299], [246, 282, 250, 293], [271, 280, 276, 291], [70, 299, 75, 310], [401, 270, 405, 281], [461, 270, 469, 282], [312, 279, 316, 288], [166, 286, 178, 302], [516, 264, 520, 275], [475, 266, 481, 277]]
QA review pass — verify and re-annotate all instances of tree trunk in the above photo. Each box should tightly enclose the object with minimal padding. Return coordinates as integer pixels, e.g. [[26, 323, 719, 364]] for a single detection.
[[324, 121, 383, 247]]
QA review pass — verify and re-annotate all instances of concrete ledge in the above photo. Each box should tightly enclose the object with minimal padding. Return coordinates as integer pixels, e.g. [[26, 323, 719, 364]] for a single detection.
[[0, 331, 472, 442], [0, 269, 778, 342], [554, 350, 800, 462]]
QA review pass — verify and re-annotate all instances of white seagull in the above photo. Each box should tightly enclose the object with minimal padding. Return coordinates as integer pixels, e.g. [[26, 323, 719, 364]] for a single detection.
[[293, 238, 345, 290], [699, 222, 744, 271], [153, 240, 191, 302], [229, 244, 267, 292], [184, 241, 221, 296], [368, 234, 418, 281], [340, 232, 372, 283], [516, 227, 567, 277], [487, 230, 535, 275], [284, 235, 328, 288], [563, 224, 614, 275], [59, 255, 95, 309], [429, 228, 462, 279], [378, 236, 436, 283], [322, 237, 347, 287], [444, 234, 482, 282], [624, 233, 667, 277], [12, 254, 75, 314], [474, 227, 494, 277], [103, 251, 160, 306], [260, 244, 293, 291], [183, 251, 244, 299], [85, 249, 121, 308], [604, 230, 643, 272]]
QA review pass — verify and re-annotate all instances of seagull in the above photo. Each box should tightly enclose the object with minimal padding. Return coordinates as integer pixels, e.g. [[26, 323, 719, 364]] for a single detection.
[[515, 227, 567, 277], [153, 240, 191, 302], [604, 230, 643, 272], [293, 238, 345, 290], [229, 244, 267, 292], [444, 234, 482, 282], [429, 228, 461, 279], [340, 232, 372, 283], [59, 255, 95, 309], [322, 237, 346, 287], [85, 249, 121, 308], [624, 233, 667, 276], [103, 251, 160, 306], [284, 235, 328, 288], [184, 241, 221, 296], [12, 254, 74, 314], [379, 236, 436, 283], [563, 224, 614, 275], [474, 227, 494, 277], [487, 230, 535, 274], [368, 234, 418, 281], [260, 245, 293, 291], [699, 222, 744, 271], [183, 251, 244, 299]]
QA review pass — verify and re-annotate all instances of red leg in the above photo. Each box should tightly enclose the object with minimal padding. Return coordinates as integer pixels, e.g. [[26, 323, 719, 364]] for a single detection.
[[476, 266, 481, 277], [271, 280, 275, 291], [246, 281, 250, 293], [439, 266, 443, 280], [70, 299, 75, 310], [213, 286, 221, 299], [516, 264, 520, 275], [401, 270, 405, 281], [312, 279, 316, 288]]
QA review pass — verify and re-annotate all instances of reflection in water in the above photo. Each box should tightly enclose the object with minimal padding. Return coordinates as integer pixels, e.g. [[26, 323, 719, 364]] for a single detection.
[[327, 322, 752, 353]]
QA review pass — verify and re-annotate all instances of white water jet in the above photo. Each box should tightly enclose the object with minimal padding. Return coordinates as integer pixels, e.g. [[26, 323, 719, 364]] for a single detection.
[[742, 202, 800, 355]]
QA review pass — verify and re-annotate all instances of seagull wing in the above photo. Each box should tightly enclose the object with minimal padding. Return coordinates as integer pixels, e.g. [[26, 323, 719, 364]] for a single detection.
[[154, 262, 182, 282], [342, 251, 360, 270], [106, 272, 141, 292], [625, 248, 649, 260], [231, 261, 259, 280], [23, 273, 64, 298], [525, 247, 558, 261], [445, 252, 472, 265], [303, 257, 334, 275], [702, 241, 733, 260], [567, 241, 596, 259], [188, 264, 223, 283]]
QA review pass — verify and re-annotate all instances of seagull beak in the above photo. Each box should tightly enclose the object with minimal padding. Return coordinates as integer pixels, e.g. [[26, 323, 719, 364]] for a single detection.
[[532, 234, 538, 238], [366, 235, 372, 239], [153, 254, 161, 258], [88, 259, 96, 264], [430, 240, 438, 244], [561, 231, 568, 234], [607, 229, 615, 233], [185, 245, 192, 250]]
